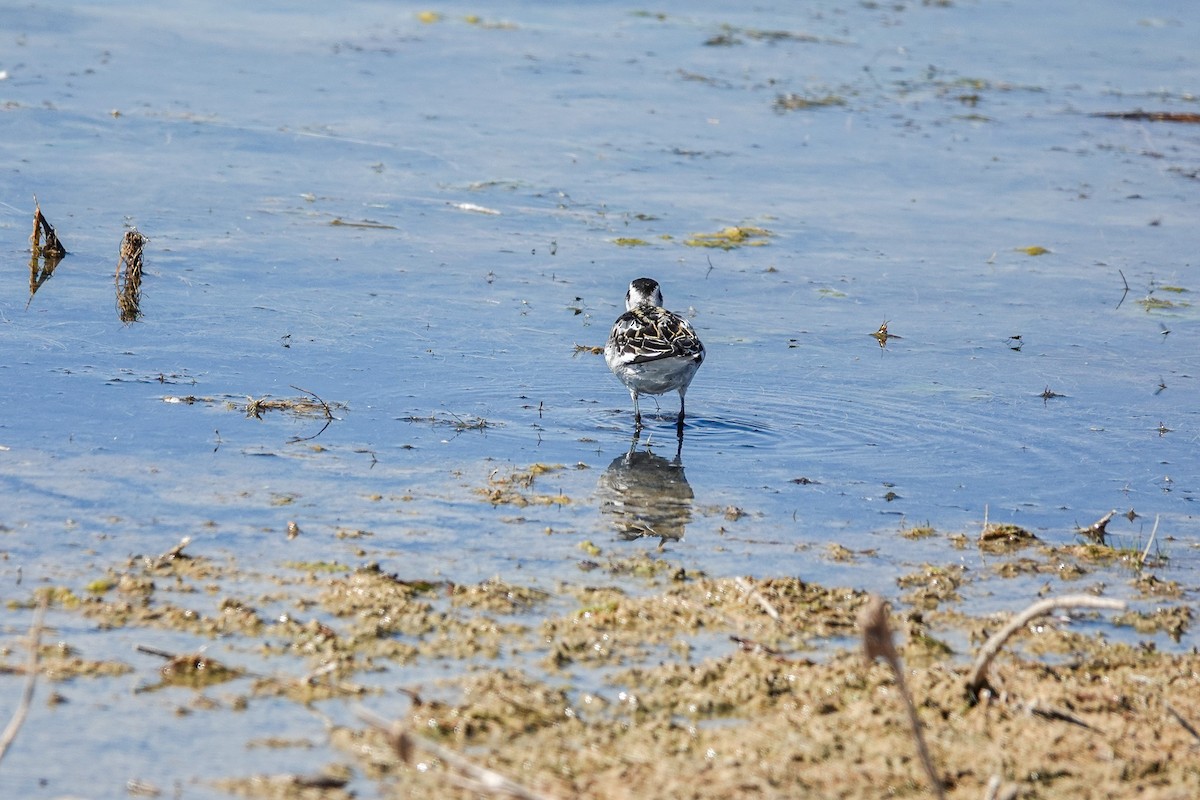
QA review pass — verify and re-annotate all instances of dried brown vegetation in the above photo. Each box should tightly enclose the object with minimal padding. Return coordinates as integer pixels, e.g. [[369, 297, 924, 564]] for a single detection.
[[116, 228, 147, 323], [4, 522, 1196, 799]]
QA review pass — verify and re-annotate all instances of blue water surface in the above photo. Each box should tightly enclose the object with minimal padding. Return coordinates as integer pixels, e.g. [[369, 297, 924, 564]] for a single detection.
[[1, 1, 1198, 796]]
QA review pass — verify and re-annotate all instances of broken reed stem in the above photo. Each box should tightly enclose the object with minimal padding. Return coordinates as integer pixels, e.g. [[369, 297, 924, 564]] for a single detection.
[[983, 774, 1019, 800], [966, 595, 1126, 699], [1164, 702, 1200, 745], [1079, 509, 1116, 544], [858, 595, 945, 800], [0, 594, 48, 765], [734, 576, 781, 623], [155, 536, 191, 566], [30, 197, 67, 258], [1139, 514, 1161, 567], [355, 707, 557, 800], [116, 229, 147, 323]]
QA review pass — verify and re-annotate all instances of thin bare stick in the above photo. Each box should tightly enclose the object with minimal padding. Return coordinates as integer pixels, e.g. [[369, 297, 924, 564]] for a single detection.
[[356, 707, 557, 800], [1165, 702, 1200, 745], [0, 595, 48, 765], [287, 385, 334, 443], [1026, 698, 1096, 730], [734, 576, 781, 622], [1139, 514, 1161, 567], [134, 644, 177, 660], [984, 775, 1019, 800], [858, 595, 945, 800], [966, 595, 1126, 699]]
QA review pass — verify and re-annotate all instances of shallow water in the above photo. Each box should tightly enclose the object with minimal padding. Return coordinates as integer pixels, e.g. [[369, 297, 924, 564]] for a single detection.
[[2, 0, 1198, 796]]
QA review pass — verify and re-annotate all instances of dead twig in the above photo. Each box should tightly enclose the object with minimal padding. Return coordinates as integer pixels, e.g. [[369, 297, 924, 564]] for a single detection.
[[1165, 702, 1200, 746], [858, 595, 945, 800], [27, 198, 67, 307], [287, 385, 334, 443], [30, 196, 67, 257], [0, 594, 48, 765], [137, 644, 362, 697], [1139, 514, 1161, 567], [1026, 698, 1096, 730], [734, 576, 781, 623], [153, 536, 191, 567], [26, 250, 64, 307], [1078, 509, 1116, 544], [356, 707, 558, 800], [729, 635, 794, 663], [983, 774, 1020, 800], [134, 645, 177, 661], [1092, 110, 1200, 124], [966, 595, 1126, 701]]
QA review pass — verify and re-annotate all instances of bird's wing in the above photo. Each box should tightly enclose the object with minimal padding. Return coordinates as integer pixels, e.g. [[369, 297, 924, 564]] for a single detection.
[[608, 307, 704, 365]]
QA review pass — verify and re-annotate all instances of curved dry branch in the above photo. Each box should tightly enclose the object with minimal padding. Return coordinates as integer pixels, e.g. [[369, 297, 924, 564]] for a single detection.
[[287, 384, 334, 443], [0, 595, 48, 765], [966, 595, 1126, 700], [356, 707, 558, 800]]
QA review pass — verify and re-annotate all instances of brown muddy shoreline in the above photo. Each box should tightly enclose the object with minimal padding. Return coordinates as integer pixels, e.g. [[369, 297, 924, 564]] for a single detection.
[[4, 516, 1196, 799]]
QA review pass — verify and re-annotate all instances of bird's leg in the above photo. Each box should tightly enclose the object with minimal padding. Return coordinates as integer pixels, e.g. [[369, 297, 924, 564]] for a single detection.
[[676, 392, 687, 436], [632, 390, 642, 431]]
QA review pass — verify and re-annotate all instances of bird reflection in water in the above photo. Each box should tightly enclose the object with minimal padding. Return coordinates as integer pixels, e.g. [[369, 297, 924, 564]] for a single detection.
[[597, 430, 694, 546]]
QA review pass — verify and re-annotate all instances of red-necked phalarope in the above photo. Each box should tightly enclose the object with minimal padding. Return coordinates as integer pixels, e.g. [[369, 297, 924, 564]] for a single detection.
[[605, 277, 705, 430]]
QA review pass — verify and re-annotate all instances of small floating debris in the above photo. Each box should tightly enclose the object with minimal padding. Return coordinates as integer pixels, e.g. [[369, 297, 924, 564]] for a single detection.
[[1092, 110, 1200, 124], [399, 412, 495, 431], [463, 14, 518, 30], [773, 92, 846, 112], [449, 201, 501, 215], [477, 463, 569, 507], [162, 395, 213, 404], [28, 197, 67, 305], [1039, 386, 1065, 401], [683, 225, 772, 249], [870, 321, 900, 348], [1077, 509, 1116, 544], [979, 522, 1038, 551], [246, 386, 338, 442], [572, 343, 604, 356], [163, 388, 342, 442], [704, 24, 825, 47], [30, 196, 67, 258], [135, 645, 243, 691], [329, 218, 397, 229], [1015, 245, 1050, 256], [1136, 294, 1187, 311]]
